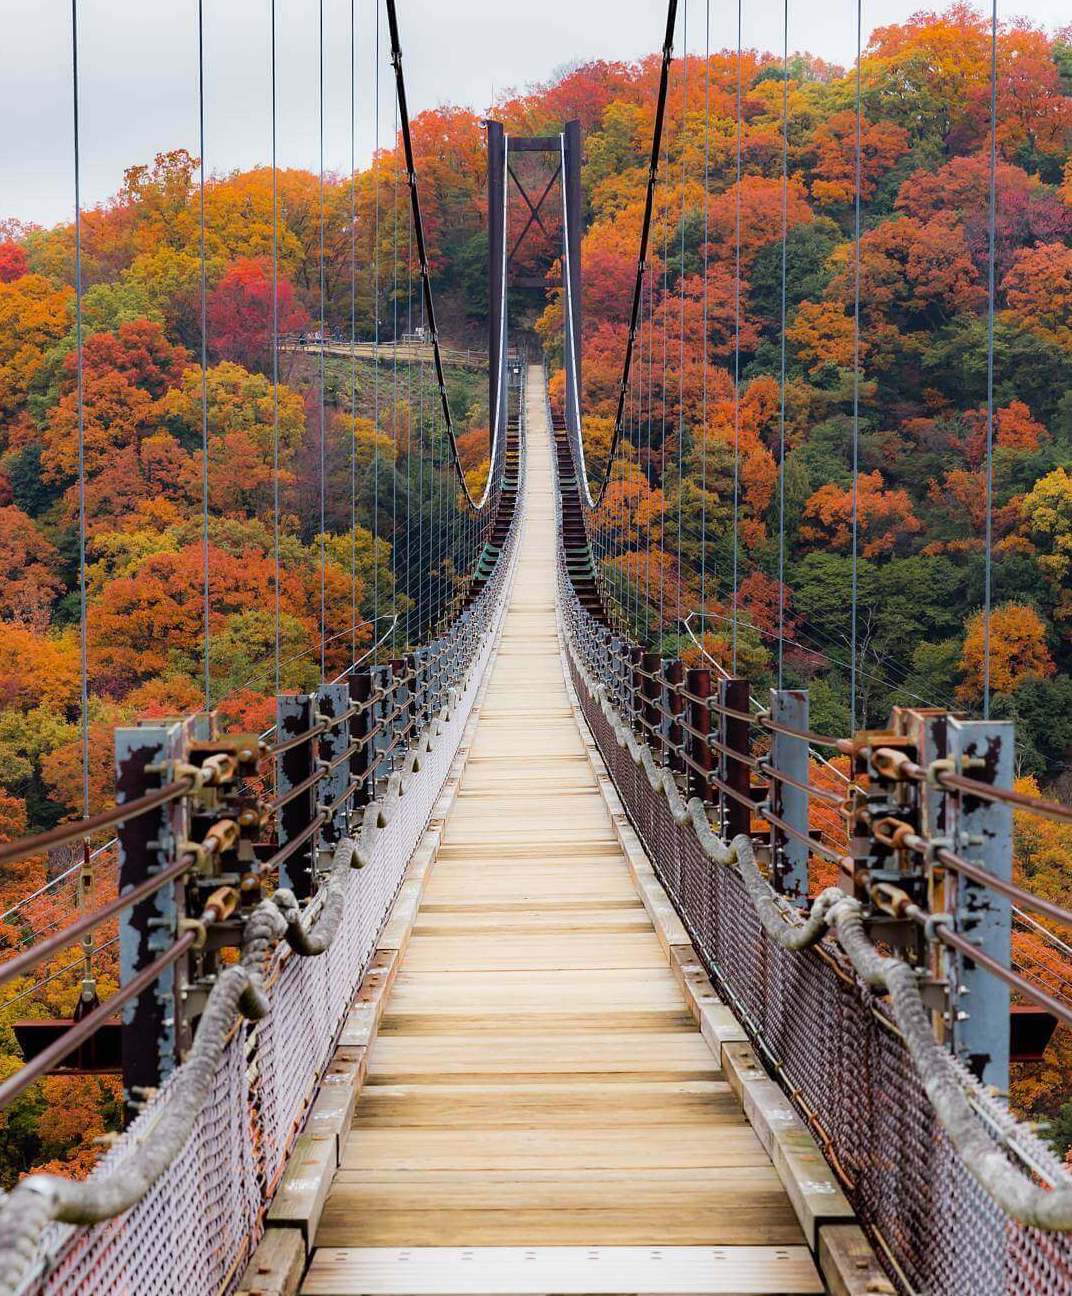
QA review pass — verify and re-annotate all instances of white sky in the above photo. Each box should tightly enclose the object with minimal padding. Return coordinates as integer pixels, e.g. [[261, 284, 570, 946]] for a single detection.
[[2, 0, 1069, 229]]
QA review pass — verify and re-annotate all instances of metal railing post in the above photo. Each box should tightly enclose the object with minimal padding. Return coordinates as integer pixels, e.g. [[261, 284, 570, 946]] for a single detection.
[[370, 664, 393, 793], [629, 645, 644, 735], [116, 719, 189, 1120], [349, 667, 374, 812], [666, 658, 684, 776], [946, 715, 1014, 1089], [720, 677, 752, 841], [769, 688, 810, 903], [686, 666, 712, 803], [275, 694, 318, 899], [316, 682, 350, 847], [641, 650, 662, 760]]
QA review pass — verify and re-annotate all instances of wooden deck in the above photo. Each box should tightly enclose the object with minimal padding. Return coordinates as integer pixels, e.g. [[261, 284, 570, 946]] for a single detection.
[[301, 369, 823, 1295]]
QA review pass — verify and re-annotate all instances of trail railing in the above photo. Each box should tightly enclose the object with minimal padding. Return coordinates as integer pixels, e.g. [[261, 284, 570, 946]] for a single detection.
[[551, 405, 1072, 1296], [0, 380, 525, 1296]]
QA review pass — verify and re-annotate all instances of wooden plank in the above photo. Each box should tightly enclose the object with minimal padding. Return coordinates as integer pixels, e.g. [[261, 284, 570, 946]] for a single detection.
[[304, 1245, 824, 1294], [722, 1043, 854, 1248], [379, 1010, 695, 1036], [299, 1046, 367, 1165], [237, 1228, 305, 1296], [399, 932, 668, 973], [366, 1032, 721, 1081], [818, 1225, 896, 1296], [385, 968, 684, 1013], [315, 1167, 805, 1247], [340, 1125, 769, 1171], [670, 946, 749, 1050], [377, 877, 424, 953], [267, 1131, 336, 1246], [337, 948, 398, 1049], [349, 1081, 741, 1130], [410, 906, 651, 935]]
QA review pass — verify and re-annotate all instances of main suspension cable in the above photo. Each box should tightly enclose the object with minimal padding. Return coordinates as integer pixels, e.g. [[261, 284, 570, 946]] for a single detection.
[[567, 0, 678, 510], [271, 0, 282, 695], [384, 0, 504, 513]]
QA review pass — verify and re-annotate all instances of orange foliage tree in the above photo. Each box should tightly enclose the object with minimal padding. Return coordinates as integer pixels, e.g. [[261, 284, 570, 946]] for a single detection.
[[956, 603, 1055, 701], [800, 471, 922, 557]]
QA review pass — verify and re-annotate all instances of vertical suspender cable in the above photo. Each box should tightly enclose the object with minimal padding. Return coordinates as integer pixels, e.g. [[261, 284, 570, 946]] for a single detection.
[[350, 0, 358, 665], [404, 216, 414, 645], [731, 0, 742, 672], [71, 0, 89, 825], [318, 0, 327, 681], [634, 277, 647, 637], [373, 4, 381, 643], [850, 0, 863, 731], [700, 0, 710, 618], [645, 265, 655, 632], [271, 0, 282, 695], [776, 0, 789, 688], [660, 208, 669, 633], [198, 0, 211, 710], [391, 93, 400, 638], [676, 0, 688, 611], [983, 0, 998, 719], [417, 287, 427, 639], [71, 0, 94, 1003]]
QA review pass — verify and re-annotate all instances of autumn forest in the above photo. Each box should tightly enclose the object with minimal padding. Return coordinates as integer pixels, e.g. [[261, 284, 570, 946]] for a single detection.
[[1, 2, 1072, 1179]]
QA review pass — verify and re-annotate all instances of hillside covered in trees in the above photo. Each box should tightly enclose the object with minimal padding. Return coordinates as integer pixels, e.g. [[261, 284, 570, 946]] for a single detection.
[[0, 0, 1071, 1177]]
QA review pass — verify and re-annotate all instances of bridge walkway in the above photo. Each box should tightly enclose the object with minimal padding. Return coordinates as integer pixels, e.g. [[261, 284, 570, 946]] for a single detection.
[[300, 367, 822, 1294]]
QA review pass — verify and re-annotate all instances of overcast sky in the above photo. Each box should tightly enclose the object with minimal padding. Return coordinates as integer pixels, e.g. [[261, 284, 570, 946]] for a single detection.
[[3, 0, 1069, 229]]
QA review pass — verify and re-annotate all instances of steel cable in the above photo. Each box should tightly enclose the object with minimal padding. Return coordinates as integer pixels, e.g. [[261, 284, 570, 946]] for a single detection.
[[271, 0, 282, 695], [318, 0, 327, 681], [198, 0, 211, 709], [699, 0, 711, 620], [731, 0, 742, 671], [850, 0, 863, 730], [676, 2, 688, 616], [566, 0, 678, 511], [983, 0, 998, 717], [384, 0, 506, 515], [350, 0, 358, 665], [777, 0, 789, 688]]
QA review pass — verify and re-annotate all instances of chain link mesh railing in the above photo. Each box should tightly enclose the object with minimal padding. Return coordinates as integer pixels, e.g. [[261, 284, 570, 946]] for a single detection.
[[554, 440, 1072, 1296]]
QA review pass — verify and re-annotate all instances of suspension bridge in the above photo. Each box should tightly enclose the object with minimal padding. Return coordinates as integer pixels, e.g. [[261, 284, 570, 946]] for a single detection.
[[0, 0, 1071, 1293]]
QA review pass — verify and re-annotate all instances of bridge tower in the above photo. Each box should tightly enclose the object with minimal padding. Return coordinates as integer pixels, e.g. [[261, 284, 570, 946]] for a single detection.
[[486, 118, 583, 449]]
